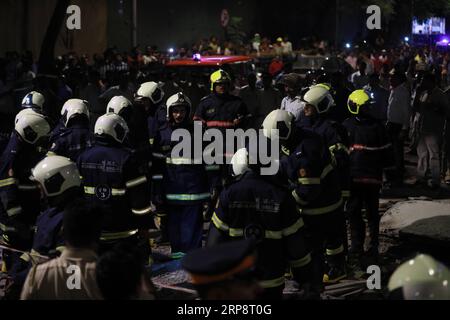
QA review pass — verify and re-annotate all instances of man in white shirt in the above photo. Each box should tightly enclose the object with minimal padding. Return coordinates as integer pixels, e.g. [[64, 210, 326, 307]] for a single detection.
[[280, 73, 304, 120]]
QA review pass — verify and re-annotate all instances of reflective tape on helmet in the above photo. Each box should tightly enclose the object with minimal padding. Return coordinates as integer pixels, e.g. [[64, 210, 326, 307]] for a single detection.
[[290, 253, 312, 268], [84, 186, 126, 196], [125, 176, 147, 188], [259, 276, 285, 289], [132, 206, 152, 216], [282, 218, 305, 237], [100, 229, 139, 241], [0, 178, 17, 188], [7, 206, 22, 217], [292, 190, 309, 206], [326, 245, 344, 256], [166, 193, 211, 201], [166, 158, 193, 165], [301, 198, 344, 216], [212, 213, 229, 232]]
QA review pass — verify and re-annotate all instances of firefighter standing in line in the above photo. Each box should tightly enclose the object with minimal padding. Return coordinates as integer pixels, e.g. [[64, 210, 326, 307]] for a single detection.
[[77, 114, 153, 263], [207, 148, 314, 299], [153, 93, 210, 259], [4, 156, 83, 299], [0, 112, 51, 268], [343, 90, 392, 268], [193, 70, 248, 220], [262, 110, 346, 288], [47, 99, 93, 161]]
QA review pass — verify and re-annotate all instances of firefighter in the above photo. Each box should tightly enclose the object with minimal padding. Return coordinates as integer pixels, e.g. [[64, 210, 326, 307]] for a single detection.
[[48, 99, 81, 147], [388, 254, 450, 300], [47, 99, 93, 161], [193, 69, 248, 220], [154, 92, 210, 259], [134, 82, 167, 149], [262, 110, 346, 288], [77, 113, 153, 262], [0, 112, 51, 270], [299, 84, 351, 199], [5, 156, 83, 298], [21, 91, 45, 112], [207, 148, 314, 299], [343, 90, 392, 267]]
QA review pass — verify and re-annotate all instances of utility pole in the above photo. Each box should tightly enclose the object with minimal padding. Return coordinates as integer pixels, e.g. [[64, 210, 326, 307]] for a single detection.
[[132, 0, 137, 47], [335, 0, 340, 49]]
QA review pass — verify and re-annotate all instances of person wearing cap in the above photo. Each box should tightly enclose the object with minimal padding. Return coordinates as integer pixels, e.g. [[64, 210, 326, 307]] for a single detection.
[[153, 93, 209, 259], [388, 254, 450, 300], [207, 147, 314, 299], [182, 240, 262, 300], [280, 73, 304, 121]]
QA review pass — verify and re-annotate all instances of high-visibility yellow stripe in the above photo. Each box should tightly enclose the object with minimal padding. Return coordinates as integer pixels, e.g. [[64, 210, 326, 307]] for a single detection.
[[342, 190, 351, 198], [205, 165, 221, 171], [212, 213, 229, 232], [321, 164, 334, 179], [0, 178, 16, 188], [265, 230, 282, 240], [56, 246, 66, 253], [229, 228, 244, 237], [282, 218, 305, 237], [301, 198, 344, 216], [259, 276, 285, 289], [149, 138, 154, 145], [0, 223, 16, 233], [126, 176, 147, 188], [46, 151, 57, 156], [18, 184, 39, 190], [132, 206, 152, 215], [100, 229, 138, 241], [166, 158, 193, 165], [84, 186, 126, 196], [326, 245, 344, 256], [292, 190, 309, 206], [290, 253, 312, 268], [7, 206, 22, 217], [298, 178, 321, 185], [166, 193, 211, 201]]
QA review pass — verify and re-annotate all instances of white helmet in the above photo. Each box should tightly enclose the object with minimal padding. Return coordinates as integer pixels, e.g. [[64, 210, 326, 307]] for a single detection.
[[107, 96, 132, 115], [31, 156, 81, 197], [303, 85, 335, 114], [63, 99, 90, 127], [94, 113, 129, 144], [166, 92, 191, 119], [15, 111, 51, 144], [135, 81, 165, 104], [388, 254, 450, 300], [15, 108, 40, 125], [231, 148, 252, 176], [21, 91, 45, 111], [262, 110, 293, 141]]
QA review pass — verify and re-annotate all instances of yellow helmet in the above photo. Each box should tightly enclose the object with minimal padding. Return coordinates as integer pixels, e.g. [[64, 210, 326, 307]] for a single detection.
[[210, 69, 231, 91], [347, 89, 372, 115]]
